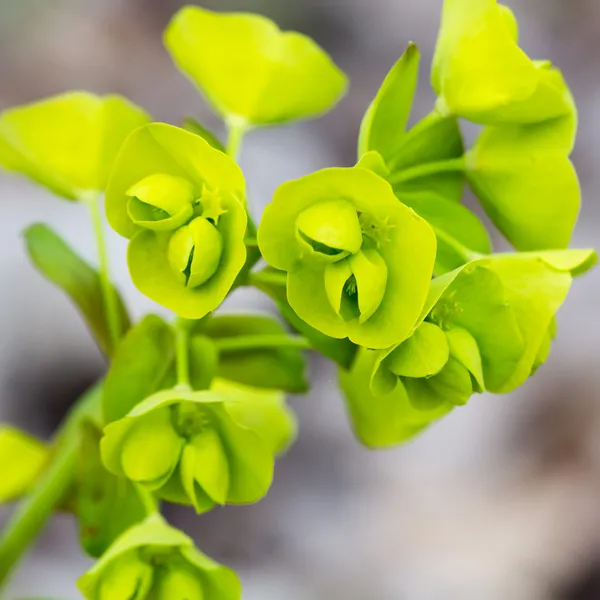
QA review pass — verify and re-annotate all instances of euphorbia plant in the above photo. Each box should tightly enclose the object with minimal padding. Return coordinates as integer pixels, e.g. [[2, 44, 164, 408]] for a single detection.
[[0, 2, 595, 598]]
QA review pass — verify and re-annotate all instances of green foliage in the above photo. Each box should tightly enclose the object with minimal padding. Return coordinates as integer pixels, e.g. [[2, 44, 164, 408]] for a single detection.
[[0, 426, 47, 503], [0, 92, 149, 200], [24, 224, 130, 355], [0, 1, 596, 597], [164, 6, 347, 127]]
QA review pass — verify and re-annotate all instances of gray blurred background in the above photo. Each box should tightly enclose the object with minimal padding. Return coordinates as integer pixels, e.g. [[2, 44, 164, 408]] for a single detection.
[[0, 0, 599, 598]]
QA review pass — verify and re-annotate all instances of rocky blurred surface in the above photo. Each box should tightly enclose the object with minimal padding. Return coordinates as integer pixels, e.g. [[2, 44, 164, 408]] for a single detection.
[[0, 1, 599, 598]]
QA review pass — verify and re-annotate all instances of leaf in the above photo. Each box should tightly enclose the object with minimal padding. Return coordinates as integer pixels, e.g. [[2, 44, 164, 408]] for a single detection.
[[358, 43, 420, 160], [24, 223, 130, 356], [76, 421, 149, 558], [252, 268, 357, 369], [385, 322, 449, 379], [103, 315, 175, 424], [182, 117, 225, 152], [204, 313, 308, 393], [467, 120, 580, 250], [0, 426, 47, 503], [164, 6, 348, 126], [0, 92, 149, 200], [213, 378, 297, 455], [445, 327, 485, 392]]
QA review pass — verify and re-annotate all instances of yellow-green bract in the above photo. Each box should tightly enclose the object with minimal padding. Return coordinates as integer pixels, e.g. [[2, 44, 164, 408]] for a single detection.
[[340, 249, 597, 447], [258, 166, 437, 349], [100, 388, 274, 514], [105, 122, 247, 318], [78, 513, 240, 600], [164, 6, 348, 127], [0, 92, 149, 200]]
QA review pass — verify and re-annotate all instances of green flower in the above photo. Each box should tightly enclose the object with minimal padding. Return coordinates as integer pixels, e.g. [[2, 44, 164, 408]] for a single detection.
[[0, 91, 149, 200], [432, 0, 575, 125], [105, 123, 247, 318], [340, 249, 596, 447], [78, 513, 240, 600], [164, 6, 348, 127], [101, 388, 274, 514], [257, 166, 437, 349]]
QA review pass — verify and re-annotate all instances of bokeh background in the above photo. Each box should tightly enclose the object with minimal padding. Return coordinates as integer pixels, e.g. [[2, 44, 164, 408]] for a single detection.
[[0, 1, 599, 598]]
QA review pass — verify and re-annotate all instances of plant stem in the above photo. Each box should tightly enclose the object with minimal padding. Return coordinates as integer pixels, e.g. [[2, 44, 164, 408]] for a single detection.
[[214, 334, 312, 353], [0, 382, 103, 590], [388, 157, 466, 185], [226, 118, 248, 161], [433, 227, 483, 264], [175, 317, 191, 389], [86, 195, 121, 353]]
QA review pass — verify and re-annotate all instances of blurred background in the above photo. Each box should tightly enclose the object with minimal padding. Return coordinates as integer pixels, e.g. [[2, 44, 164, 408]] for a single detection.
[[0, 0, 599, 598]]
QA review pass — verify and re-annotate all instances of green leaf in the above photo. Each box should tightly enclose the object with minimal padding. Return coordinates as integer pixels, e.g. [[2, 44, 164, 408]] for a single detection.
[[445, 327, 485, 392], [401, 194, 491, 274], [0, 92, 149, 200], [182, 117, 225, 152], [76, 421, 149, 558], [204, 314, 308, 393], [24, 223, 130, 356], [251, 268, 357, 369], [339, 349, 453, 448], [467, 120, 580, 250], [385, 322, 449, 379], [389, 113, 465, 205], [358, 43, 420, 160], [103, 315, 175, 424], [213, 378, 297, 455], [0, 426, 47, 503], [164, 6, 348, 127]]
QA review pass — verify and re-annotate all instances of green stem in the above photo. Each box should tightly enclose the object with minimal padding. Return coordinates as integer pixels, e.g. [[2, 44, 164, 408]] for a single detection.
[[175, 317, 191, 389], [388, 157, 466, 185], [86, 195, 121, 353], [434, 227, 483, 264], [248, 269, 287, 288], [0, 382, 103, 589], [226, 118, 248, 161], [214, 334, 312, 353]]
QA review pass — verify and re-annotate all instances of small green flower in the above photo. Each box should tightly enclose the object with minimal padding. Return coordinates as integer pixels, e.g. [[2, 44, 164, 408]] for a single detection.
[[101, 388, 274, 514], [105, 123, 247, 318], [432, 0, 574, 125], [0, 91, 149, 200], [258, 166, 437, 349], [78, 513, 240, 600]]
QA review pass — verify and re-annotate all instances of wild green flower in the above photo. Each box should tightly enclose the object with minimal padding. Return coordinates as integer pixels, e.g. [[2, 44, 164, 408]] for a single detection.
[[164, 6, 348, 128], [105, 122, 247, 318], [257, 166, 437, 349], [78, 513, 240, 600], [340, 249, 596, 447], [0, 92, 149, 200], [101, 388, 274, 514]]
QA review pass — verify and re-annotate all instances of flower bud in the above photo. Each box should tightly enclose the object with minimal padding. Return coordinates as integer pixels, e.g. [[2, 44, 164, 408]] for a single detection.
[[120, 408, 183, 487], [296, 200, 363, 262], [97, 552, 153, 600], [154, 566, 205, 600], [168, 217, 223, 288], [127, 173, 195, 231], [324, 246, 387, 323]]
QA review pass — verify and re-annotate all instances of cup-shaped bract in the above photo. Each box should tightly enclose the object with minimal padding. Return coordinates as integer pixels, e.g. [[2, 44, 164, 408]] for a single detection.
[[258, 167, 437, 349], [101, 388, 274, 514], [0, 92, 149, 200], [78, 513, 240, 600], [105, 123, 247, 318], [432, 0, 574, 126], [164, 6, 348, 127]]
